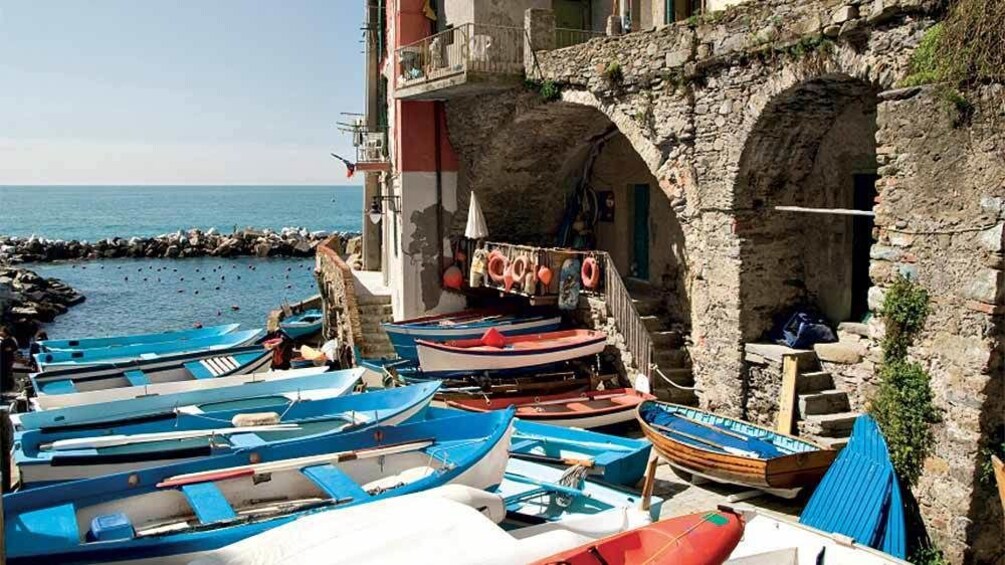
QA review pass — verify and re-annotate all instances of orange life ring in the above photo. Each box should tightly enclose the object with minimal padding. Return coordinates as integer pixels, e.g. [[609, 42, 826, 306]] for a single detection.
[[487, 252, 508, 283], [511, 255, 529, 280], [581, 257, 600, 289]]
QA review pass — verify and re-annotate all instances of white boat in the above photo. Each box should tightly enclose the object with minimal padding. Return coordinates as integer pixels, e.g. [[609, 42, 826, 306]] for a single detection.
[[32, 361, 327, 410], [415, 329, 607, 374], [185, 485, 653, 565], [14, 368, 361, 431], [724, 505, 911, 564]]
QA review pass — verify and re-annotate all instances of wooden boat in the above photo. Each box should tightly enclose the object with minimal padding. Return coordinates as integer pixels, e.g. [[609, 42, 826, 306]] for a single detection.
[[800, 415, 906, 559], [35, 328, 265, 370], [189, 485, 654, 565], [637, 401, 836, 491], [3, 409, 515, 564], [534, 509, 744, 565], [416, 329, 607, 374], [279, 309, 323, 340], [384, 309, 562, 362], [725, 505, 911, 564], [15, 381, 440, 487], [510, 420, 652, 487], [31, 347, 277, 409], [14, 367, 362, 432], [445, 388, 652, 429], [39, 323, 241, 352]]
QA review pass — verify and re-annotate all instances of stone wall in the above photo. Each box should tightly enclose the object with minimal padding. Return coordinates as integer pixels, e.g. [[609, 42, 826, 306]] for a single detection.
[[869, 85, 1004, 564]]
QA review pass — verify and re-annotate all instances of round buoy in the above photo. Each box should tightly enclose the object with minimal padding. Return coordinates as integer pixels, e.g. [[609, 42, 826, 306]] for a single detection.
[[217, 310, 222, 316], [194, 290, 199, 295], [215, 286, 220, 290], [180, 277, 184, 282], [124, 276, 128, 281], [581, 257, 600, 289], [442, 265, 463, 289], [487, 253, 507, 284], [194, 322, 203, 329], [231, 305, 240, 311], [537, 265, 553, 286], [178, 289, 184, 293]]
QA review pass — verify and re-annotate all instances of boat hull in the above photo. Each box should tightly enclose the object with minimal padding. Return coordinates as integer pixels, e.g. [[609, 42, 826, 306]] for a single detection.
[[385, 313, 562, 362], [40, 324, 241, 352], [15, 368, 361, 432], [279, 309, 323, 340], [416, 330, 606, 374], [446, 388, 651, 430], [638, 401, 835, 490]]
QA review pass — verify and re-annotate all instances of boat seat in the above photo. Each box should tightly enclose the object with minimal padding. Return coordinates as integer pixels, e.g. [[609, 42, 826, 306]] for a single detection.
[[181, 483, 237, 524], [302, 464, 369, 502], [40, 379, 76, 395], [123, 370, 150, 387], [227, 433, 267, 449], [510, 439, 540, 452], [6, 502, 80, 556]]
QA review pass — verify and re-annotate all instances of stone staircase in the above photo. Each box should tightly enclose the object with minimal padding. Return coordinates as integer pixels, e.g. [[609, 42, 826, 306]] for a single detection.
[[626, 280, 698, 406], [354, 293, 395, 359], [745, 343, 859, 450]]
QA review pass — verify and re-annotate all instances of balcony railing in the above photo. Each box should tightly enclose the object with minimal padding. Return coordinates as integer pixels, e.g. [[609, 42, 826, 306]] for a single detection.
[[396, 23, 525, 89], [555, 27, 605, 50]]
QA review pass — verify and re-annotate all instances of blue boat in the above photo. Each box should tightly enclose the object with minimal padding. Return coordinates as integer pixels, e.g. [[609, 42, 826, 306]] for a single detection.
[[35, 328, 265, 371], [422, 407, 651, 486], [800, 415, 907, 559], [14, 381, 440, 487], [15, 368, 363, 432], [39, 324, 241, 352], [279, 309, 323, 340], [4, 409, 515, 564], [509, 420, 651, 487], [31, 346, 275, 409], [382, 309, 562, 362]]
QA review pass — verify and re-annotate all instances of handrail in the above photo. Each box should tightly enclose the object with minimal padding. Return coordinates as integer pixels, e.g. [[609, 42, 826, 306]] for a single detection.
[[596, 251, 653, 379]]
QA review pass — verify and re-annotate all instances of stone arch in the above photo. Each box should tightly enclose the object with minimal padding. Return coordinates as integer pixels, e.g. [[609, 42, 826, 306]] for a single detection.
[[733, 72, 881, 341], [446, 93, 691, 327]]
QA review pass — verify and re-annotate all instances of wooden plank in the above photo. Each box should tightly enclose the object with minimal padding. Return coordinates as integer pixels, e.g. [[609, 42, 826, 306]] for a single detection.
[[993, 455, 1005, 515], [776, 354, 799, 435], [640, 456, 658, 512]]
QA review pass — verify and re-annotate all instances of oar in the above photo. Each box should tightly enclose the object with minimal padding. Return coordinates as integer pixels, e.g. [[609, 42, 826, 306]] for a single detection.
[[508, 451, 595, 468], [512, 433, 635, 453], [671, 413, 782, 456], [40, 424, 302, 451], [157, 437, 435, 488], [649, 423, 760, 459]]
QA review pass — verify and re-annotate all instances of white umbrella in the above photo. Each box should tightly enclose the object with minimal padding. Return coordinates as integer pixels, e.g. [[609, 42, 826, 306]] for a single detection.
[[465, 192, 489, 239]]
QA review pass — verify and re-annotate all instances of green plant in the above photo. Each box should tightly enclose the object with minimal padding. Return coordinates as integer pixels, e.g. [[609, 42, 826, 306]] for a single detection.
[[910, 544, 948, 565], [869, 360, 940, 487], [603, 61, 623, 84], [880, 274, 931, 362], [977, 426, 1005, 485], [539, 79, 560, 102], [899, 24, 945, 87]]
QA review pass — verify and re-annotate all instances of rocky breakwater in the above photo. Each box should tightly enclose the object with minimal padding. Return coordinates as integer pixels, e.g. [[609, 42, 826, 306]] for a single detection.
[[0, 267, 84, 343], [0, 227, 360, 265]]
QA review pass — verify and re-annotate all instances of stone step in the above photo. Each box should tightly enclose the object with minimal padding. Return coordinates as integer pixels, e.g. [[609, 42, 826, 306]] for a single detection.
[[799, 389, 851, 416], [640, 315, 666, 332], [631, 297, 663, 317], [359, 304, 393, 316], [356, 295, 392, 306], [798, 412, 858, 437], [814, 436, 850, 451], [654, 349, 690, 370], [651, 330, 685, 348], [796, 371, 834, 394]]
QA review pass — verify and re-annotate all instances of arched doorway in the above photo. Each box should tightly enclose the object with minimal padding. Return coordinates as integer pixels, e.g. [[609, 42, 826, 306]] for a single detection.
[[734, 75, 879, 341]]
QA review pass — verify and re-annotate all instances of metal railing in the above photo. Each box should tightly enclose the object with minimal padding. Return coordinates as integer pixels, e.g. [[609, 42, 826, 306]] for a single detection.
[[555, 27, 605, 49], [355, 131, 387, 164], [598, 252, 653, 379], [396, 23, 525, 88]]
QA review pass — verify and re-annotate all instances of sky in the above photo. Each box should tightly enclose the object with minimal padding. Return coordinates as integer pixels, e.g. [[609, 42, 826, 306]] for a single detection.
[[0, 1, 365, 185]]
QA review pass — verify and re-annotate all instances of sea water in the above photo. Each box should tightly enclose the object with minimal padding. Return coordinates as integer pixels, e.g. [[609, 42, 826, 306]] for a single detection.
[[1, 186, 362, 338]]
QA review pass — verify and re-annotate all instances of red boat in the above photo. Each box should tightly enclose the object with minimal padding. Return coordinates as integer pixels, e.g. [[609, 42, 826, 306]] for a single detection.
[[444, 388, 653, 429], [532, 509, 745, 565]]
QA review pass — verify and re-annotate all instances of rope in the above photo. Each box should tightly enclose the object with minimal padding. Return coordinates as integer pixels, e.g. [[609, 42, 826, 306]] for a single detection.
[[652, 364, 696, 391]]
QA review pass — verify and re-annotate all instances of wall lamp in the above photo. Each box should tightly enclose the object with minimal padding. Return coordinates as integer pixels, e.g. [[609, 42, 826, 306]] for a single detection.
[[368, 194, 401, 224]]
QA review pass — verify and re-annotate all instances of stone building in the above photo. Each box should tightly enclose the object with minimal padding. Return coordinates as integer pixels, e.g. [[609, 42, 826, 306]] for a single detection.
[[327, 0, 1003, 562]]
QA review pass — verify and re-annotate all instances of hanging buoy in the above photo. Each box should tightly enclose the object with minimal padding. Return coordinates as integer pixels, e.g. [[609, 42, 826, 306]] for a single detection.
[[511, 255, 529, 281], [537, 265, 553, 286], [487, 252, 507, 284], [581, 257, 600, 289], [442, 265, 463, 289], [503, 262, 516, 292]]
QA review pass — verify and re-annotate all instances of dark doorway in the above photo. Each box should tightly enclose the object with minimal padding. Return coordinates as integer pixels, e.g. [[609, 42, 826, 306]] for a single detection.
[[632, 184, 650, 280], [851, 172, 878, 321], [555, 0, 592, 30]]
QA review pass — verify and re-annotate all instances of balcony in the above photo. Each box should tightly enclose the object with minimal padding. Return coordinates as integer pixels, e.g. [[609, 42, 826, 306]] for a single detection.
[[354, 130, 389, 173], [395, 23, 525, 101]]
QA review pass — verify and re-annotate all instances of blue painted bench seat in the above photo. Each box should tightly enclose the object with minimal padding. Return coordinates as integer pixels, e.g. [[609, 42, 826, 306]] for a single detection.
[[302, 464, 369, 502], [6, 502, 79, 555], [227, 433, 266, 449], [181, 483, 237, 524], [123, 370, 150, 387], [40, 379, 77, 395]]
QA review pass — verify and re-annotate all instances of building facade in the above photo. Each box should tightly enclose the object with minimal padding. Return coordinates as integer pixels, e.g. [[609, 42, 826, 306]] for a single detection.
[[347, 1, 1004, 562]]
